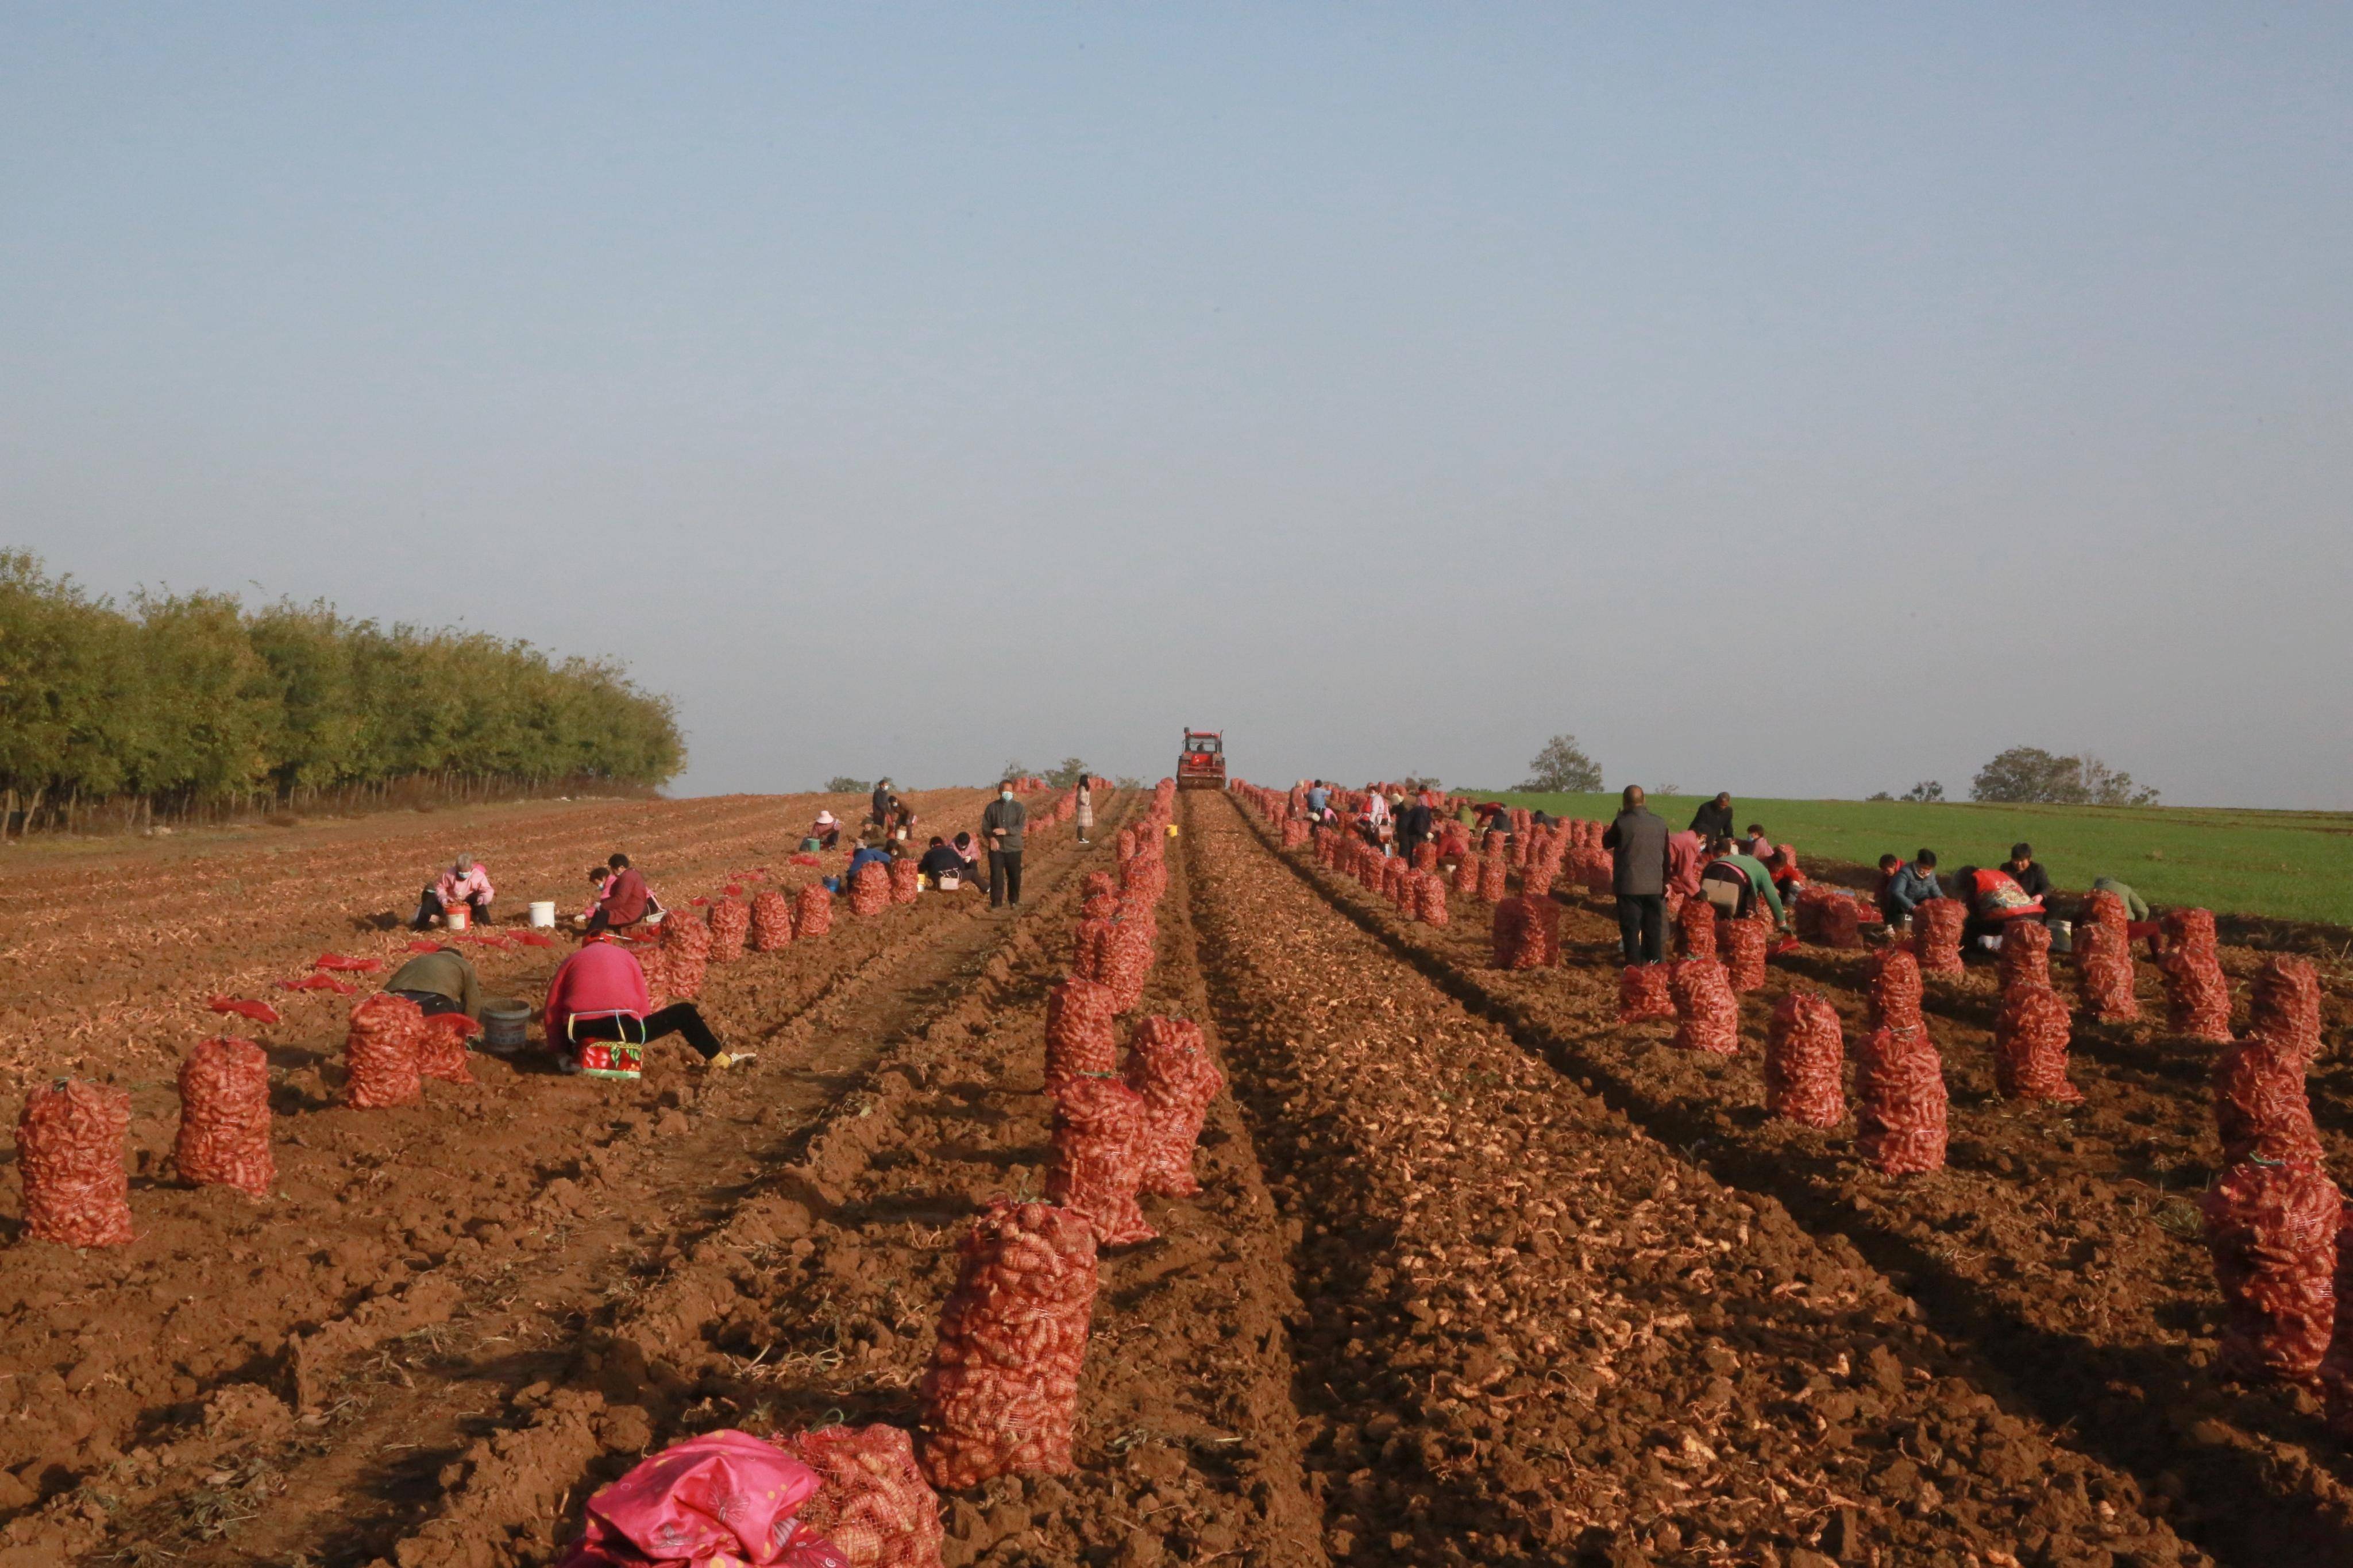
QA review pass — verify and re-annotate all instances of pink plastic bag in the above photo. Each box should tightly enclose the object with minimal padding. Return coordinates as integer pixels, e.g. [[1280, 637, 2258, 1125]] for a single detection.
[[556, 1430, 846, 1567]]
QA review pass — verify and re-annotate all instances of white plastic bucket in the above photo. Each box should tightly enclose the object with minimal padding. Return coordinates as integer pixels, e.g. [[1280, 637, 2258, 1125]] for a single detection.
[[528, 900, 556, 929]]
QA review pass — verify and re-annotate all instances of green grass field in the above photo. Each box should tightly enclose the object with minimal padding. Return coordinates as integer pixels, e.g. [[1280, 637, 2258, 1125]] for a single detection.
[[1483, 791, 2353, 929]]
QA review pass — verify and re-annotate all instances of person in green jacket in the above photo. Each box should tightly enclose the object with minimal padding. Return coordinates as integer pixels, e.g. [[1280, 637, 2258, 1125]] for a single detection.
[[2089, 875, 2150, 922], [384, 945, 483, 1020], [1698, 837, 1787, 925]]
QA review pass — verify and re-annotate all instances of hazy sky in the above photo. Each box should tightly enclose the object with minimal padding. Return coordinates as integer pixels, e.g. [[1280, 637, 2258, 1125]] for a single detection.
[[5, 7, 2348, 806]]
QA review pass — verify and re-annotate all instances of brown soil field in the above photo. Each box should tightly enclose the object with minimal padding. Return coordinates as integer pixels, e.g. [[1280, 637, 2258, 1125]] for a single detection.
[[3, 782, 2346, 1567]]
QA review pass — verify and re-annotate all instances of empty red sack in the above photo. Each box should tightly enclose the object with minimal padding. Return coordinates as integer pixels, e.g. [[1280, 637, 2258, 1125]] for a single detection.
[[1993, 985, 2082, 1103], [1618, 964, 1676, 1024], [1765, 992, 1845, 1127], [345, 992, 423, 1109], [17, 1079, 133, 1247], [2202, 1158, 2340, 1384], [1670, 959, 1740, 1055], [175, 1037, 274, 1197], [1856, 1024, 1946, 1175]]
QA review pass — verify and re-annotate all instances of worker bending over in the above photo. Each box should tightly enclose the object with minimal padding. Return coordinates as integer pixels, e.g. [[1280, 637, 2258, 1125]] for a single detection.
[[544, 936, 734, 1080], [1953, 864, 2047, 951], [917, 835, 970, 889], [384, 944, 483, 1019], [1698, 837, 1787, 925], [412, 855, 494, 930], [1880, 851, 1942, 928]]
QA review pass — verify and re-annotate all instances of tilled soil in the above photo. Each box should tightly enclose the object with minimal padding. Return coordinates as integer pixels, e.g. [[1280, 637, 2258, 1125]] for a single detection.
[[1191, 791, 2202, 1566]]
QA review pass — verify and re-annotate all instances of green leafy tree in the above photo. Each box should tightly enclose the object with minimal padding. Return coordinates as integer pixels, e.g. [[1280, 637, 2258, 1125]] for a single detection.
[[826, 777, 870, 793], [1970, 747, 2158, 806], [1047, 756, 1090, 789], [1519, 734, 1603, 793], [1899, 780, 1946, 803]]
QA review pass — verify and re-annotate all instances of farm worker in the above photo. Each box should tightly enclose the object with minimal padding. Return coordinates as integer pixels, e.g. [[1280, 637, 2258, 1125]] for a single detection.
[[917, 835, 969, 888], [869, 778, 899, 832], [543, 937, 734, 1079], [384, 945, 482, 1020], [1074, 781, 1093, 846], [1602, 785, 1672, 964], [2089, 874, 2151, 923], [1397, 795, 1435, 862], [1699, 839, 1787, 925], [827, 839, 894, 893], [1306, 781, 1332, 818], [412, 855, 494, 930], [1689, 792, 1736, 843], [1770, 845, 1807, 909], [1454, 800, 1478, 829], [585, 853, 654, 937], [1953, 864, 2046, 950], [1665, 831, 1708, 902], [1742, 824, 1773, 860], [2005, 843, 2052, 905], [1880, 850, 1942, 926], [576, 866, 611, 926], [952, 831, 982, 876], [982, 780, 1027, 908], [809, 810, 842, 851]]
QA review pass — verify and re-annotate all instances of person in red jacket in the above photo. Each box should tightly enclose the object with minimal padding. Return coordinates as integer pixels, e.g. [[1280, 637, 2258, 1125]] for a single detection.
[[584, 853, 661, 936], [544, 936, 732, 1080]]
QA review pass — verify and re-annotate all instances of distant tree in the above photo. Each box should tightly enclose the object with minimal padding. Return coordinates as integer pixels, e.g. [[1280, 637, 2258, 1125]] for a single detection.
[[1047, 756, 1090, 789], [1653, 783, 1681, 797], [1114, 775, 1143, 791], [1519, 734, 1603, 793], [998, 759, 1030, 783], [1899, 780, 1946, 803], [1866, 791, 1893, 802], [1400, 773, 1442, 794], [1970, 747, 2158, 806], [825, 777, 869, 793]]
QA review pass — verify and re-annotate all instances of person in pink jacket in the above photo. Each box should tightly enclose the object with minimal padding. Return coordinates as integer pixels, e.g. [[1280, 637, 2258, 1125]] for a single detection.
[[412, 855, 495, 930], [544, 936, 732, 1080]]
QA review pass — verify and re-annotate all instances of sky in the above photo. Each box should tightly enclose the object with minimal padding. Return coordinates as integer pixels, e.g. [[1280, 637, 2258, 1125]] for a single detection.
[[4, 6, 2349, 808]]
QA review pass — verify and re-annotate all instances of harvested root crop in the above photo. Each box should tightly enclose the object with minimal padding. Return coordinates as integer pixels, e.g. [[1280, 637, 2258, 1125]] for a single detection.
[[1669, 959, 1739, 1056], [1764, 992, 1845, 1127], [175, 1037, 275, 1197], [1992, 985, 2082, 1104], [345, 992, 424, 1109], [1046, 1073, 1155, 1246], [17, 1078, 134, 1247], [2203, 1158, 2340, 1384], [1857, 1024, 1947, 1175], [1618, 964, 1676, 1024], [1123, 1017, 1223, 1198]]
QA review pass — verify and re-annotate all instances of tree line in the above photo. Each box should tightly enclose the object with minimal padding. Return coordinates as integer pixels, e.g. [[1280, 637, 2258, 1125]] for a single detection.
[[1515, 732, 2159, 808], [0, 550, 683, 833]]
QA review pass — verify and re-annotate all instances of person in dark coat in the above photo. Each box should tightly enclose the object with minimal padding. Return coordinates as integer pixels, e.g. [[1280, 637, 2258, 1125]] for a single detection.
[[1689, 792, 1735, 842], [1603, 785, 1672, 964], [2005, 843, 2051, 903], [1397, 797, 1434, 862]]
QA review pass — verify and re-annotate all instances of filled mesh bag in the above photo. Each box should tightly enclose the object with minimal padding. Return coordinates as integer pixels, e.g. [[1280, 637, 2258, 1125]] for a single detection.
[[2213, 1032, 2325, 1167], [417, 1011, 479, 1086], [1451, 855, 1481, 897], [919, 1199, 1098, 1489], [1478, 853, 1509, 903], [1415, 871, 1449, 927], [17, 1078, 134, 1247], [1856, 1024, 1947, 1175], [850, 862, 892, 918], [2252, 956, 2322, 1063], [1765, 991, 1845, 1127], [751, 889, 796, 952], [1521, 864, 1556, 901], [2320, 1205, 2353, 1439], [1044, 978, 1119, 1090], [2202, 1158, 2340, 1384], [708, 897, 751, 961], [1123, 1017, 1222, 1198], [1913, 898, 1966, 976], [1411, 841, 1437, 872], [783, 1423, 944, 1568], [345, 991, 424, 1109], [1389, 863, 1417, 915], [1491, 896, 1561, 971], [2158, 907, 2231, 1042], [1676, 898, 1718, 960], [175, 1037, 274, 1197], [1046, 1074, 1155, 1246], [1723, 913, 1769, 993], [1796, 890, 1862, 949], [1618, 964, 1676, 1024], [1868, 947, 1923, 1032], [661, 909, 713, 999], [2073, 921, 2140, 1022], [796, 882, 835, 939], [1992, 984, 2082, 1103], [1669, 959, 1739, 1056], [1070, 916, 1114, 983], [890, 859, 922, 905], [1997, 918, 2052, 995]]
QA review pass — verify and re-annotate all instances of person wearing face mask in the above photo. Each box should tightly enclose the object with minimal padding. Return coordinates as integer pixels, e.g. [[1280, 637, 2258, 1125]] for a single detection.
[[981, 779, 1028, 908]]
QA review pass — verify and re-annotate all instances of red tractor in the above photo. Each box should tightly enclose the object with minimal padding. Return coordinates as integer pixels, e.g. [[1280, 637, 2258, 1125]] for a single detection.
[[1176, 729, 1226, 791]]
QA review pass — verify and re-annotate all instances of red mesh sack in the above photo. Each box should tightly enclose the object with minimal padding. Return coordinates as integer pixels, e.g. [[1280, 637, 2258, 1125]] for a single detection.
[[751, 889, 795, 952], [1722, 914, 1768, 993], [1451, 856, 1480, 897], [1389, 864, 1417, 916], [1491, 896, 1560, 971], [784, 1423, 944, 1568], [1676, 898, 1717, 960], [796, 882, 836, 939], [1071, 916, 1114, 983], [1868, 948, 1923, 1031], [850, 862, 892, 918], [1913, 898, 1965, 975], [1100, 919, 1156, 1013], [2202, 1158, 2340, 1384], [918, 1199, 1098, 1489], [1795, 890, 1861, 949], [708, 898, 751, 962], [2213, 1033, 2324, 1167], [1282, 820, 1309, 850], [1856, 1024, 1946, 1175], [2252, 956, 2321, 1063], [1619, 964, 1676, 1024], [1415, 872, 1449, 927], [17, 1079, 133, 1247], [1765, 992, 1845, 1127], [1992, 985, 2082, 1103], [2157, 908, 2230, 1042], [1044, 978, 1118, 1090], [1478, 853, 1508, 903], [1046, 1074, 1155, 1246], [1123, 1017, 1222, 1198], [1412, 841, 1437, 872], [1120, 853, 1168, 905], [417, 1012, 479, 1086], [1997, 918, 2052, 995], [661, 910, 713, 999], [1117, 828, 1137, 862], [175, 1037, 274, 1197], [2081, 888, 2129, 941], [639, 947, 672, 1010], [2073, 921, 2139, 1022], [1669, 959, 1740, 1055], [890, 859, 922, 906], [1083, 871, 1118, 904], [2320, 1206, 2353, 1438], [345, 992, 424, 1109]]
